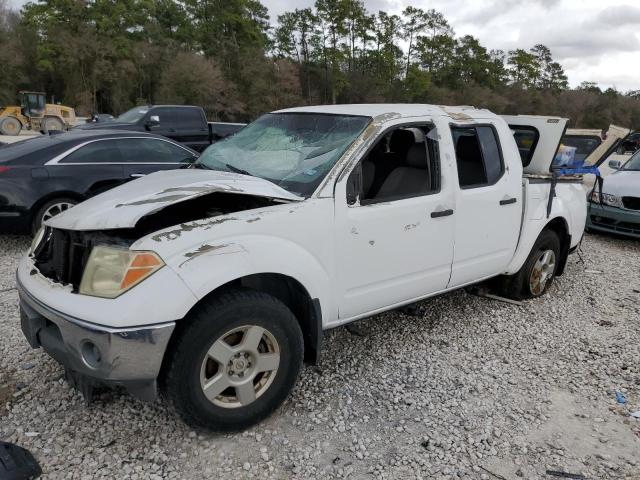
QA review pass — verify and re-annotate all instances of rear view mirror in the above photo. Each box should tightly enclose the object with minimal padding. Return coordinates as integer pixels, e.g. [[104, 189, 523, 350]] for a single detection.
[[608, 159, 622, 170]]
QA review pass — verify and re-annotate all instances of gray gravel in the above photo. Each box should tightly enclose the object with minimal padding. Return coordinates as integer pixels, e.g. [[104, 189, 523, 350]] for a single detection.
[[1, 232, 639, 479]]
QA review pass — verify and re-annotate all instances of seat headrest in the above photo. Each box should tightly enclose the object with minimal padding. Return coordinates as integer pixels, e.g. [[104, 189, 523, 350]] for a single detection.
[[406, 143, 428, 169], [389, 129, 415, 154], [456, 135, 480, 160]]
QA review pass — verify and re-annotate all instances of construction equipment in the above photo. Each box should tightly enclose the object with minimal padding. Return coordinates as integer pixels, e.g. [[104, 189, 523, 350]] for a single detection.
[[0, 91, 76, 135]]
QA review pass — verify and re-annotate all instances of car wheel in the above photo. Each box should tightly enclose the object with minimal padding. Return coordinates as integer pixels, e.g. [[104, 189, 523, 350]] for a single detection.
[[43, 117, 64, 132], [0, 117, 22, 135], [497, 229, 561, 300], [163, 289, 304, 431], [32, 198, 77, 234]]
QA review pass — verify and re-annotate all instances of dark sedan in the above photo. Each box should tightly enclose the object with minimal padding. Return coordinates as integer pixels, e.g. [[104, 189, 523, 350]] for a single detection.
[[0, 130, 198, 234]]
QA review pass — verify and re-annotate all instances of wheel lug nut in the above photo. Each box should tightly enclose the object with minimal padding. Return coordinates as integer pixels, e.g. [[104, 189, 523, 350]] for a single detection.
[[238, 372, 244, 378]]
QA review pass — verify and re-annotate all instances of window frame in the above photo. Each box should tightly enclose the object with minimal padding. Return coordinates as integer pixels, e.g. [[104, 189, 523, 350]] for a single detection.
[[45, 137, 197, 166], [450, 123, 505, 190], [115, 137, 196, 163], [347, 121, 442, 207], [510, 125, 540, 168]]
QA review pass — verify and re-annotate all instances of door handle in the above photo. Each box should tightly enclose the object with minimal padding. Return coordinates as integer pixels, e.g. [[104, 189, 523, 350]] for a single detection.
[[500, 197, 517, 206], [130, 173, 146, 178], [430, 209, 454, 218]]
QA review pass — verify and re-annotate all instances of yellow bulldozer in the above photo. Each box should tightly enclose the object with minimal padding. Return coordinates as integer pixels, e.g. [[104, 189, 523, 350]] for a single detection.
[[0, 91, 76, 135]]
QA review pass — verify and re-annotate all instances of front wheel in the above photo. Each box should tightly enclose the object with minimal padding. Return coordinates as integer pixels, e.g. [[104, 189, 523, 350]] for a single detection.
[[0, 117, 22, 135], [163, 290, 304, 431], [498, 229, 561, 300], [43, 117, 64, 132]]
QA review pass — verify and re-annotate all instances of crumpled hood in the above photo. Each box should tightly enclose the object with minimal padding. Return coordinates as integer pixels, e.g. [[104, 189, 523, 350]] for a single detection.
[[46, 169, 303, 231], [601, 170, 640, 197]]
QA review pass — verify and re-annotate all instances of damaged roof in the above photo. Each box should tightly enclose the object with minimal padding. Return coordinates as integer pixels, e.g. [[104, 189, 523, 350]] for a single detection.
[[275, 104, 498, 121]]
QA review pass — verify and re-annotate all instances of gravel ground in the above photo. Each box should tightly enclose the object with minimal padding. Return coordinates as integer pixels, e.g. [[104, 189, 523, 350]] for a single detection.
[[1, 232, 639, 479]]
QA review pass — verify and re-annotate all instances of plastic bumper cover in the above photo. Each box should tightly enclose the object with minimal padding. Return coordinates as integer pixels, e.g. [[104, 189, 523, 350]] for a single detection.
[[18, 277, 175, 401], [587, 203, 640, 239]]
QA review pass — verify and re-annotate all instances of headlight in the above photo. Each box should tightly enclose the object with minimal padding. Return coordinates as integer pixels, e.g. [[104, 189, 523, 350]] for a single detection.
[[29, 227, 46, 256], [590, 191, 623, 208], [79, 246, 164, 299]]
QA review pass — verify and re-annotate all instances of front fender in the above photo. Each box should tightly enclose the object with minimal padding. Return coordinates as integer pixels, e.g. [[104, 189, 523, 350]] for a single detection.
[[165, 235, 336, 325]]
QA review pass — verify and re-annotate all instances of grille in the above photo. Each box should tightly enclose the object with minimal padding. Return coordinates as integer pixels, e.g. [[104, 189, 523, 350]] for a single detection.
[[622, 196, 640, 210], [33, 228, 91, 290]]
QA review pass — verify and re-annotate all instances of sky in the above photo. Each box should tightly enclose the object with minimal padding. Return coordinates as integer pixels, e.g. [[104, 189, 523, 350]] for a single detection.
[[8, 0, 640, 91]]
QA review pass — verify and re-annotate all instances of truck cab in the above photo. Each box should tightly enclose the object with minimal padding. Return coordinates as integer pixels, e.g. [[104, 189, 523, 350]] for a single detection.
[[18, 104, 586, 431]]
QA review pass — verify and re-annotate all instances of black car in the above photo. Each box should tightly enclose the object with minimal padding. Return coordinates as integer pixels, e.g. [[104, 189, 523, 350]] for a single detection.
[[0, 130, 198, 234], [74, 105, 245, 152]]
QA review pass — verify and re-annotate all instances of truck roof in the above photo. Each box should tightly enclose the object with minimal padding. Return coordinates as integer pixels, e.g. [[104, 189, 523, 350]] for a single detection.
[[275, 104, 499, 121]]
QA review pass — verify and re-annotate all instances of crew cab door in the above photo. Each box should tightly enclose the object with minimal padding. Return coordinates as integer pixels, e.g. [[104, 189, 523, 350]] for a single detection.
[[447, 121, 523, 287], [334, 121, 455, 320]]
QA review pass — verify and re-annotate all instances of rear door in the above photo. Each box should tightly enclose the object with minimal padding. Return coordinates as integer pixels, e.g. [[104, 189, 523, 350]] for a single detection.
[[448, 121, 522, 287], [116, 138, 197, 179], [47, 139, 127, 197], [502, 115, 568, 173], [174, 108, 210, 152]]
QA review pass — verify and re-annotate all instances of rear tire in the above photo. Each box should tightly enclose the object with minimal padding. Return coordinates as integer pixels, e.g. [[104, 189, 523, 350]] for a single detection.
[[43, 117, 64, 132], [0, 117, 22, 135], [163, 289, 304, 431], [32, 197, 77, 234], [498, 229, 561, 300]]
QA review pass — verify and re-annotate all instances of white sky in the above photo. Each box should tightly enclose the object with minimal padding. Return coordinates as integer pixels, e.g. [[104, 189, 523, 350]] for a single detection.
[[9, 0, 640, 91]]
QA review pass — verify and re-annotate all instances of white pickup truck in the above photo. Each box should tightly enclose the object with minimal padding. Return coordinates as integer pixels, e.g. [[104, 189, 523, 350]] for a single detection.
[[18, 105, 586, 431]]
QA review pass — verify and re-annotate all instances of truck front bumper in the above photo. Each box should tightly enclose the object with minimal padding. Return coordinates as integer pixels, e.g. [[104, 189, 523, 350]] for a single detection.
[[587, 203, 640, 239], [18, 277, 175, 401]]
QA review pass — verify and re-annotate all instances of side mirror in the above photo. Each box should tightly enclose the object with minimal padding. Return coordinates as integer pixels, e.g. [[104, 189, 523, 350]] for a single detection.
[[346, 166, 362, 206], [146, 115, 160, 128], [608, 159, 622, 170], [180, 155, 198, 165]]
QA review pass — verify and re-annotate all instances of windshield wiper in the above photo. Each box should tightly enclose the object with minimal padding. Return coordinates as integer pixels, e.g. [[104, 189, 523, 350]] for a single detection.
[[225, 163, 254, 177]]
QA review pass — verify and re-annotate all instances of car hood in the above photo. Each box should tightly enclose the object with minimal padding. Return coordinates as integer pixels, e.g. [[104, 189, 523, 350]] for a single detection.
[[601, 169, 640, 197], [45, 169, 303, 231]]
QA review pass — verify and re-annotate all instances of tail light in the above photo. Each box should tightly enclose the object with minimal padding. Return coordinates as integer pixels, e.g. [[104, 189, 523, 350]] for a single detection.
[[0, 166, 9, 173]]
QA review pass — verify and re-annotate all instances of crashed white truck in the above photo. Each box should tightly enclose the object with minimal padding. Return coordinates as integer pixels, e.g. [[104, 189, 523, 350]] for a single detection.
[[18, 105, 587, 430]]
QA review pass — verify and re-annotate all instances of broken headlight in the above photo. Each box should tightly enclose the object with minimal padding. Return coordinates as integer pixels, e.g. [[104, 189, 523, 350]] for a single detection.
[[79, 246, 164, 299], [590, 191, 623, 208]]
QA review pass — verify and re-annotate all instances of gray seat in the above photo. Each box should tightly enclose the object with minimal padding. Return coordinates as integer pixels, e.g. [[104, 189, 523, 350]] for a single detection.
[[376, 143, 430, 199]]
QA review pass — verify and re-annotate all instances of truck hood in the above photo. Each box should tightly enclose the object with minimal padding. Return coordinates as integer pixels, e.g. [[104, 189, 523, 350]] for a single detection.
[[45, 169, 303, 231], [601, 169, 640, 197], [73, 122, 135, 130]]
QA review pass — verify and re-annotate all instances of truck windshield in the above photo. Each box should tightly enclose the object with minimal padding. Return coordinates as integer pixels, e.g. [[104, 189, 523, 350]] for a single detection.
[[196, 113, 370, 197], [622, 150, 640, 171], [116, 107, 149, 123]]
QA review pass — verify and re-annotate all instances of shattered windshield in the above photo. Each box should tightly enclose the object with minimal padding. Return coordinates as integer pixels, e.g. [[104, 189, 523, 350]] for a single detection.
[[622, 150, 640, 171], [196, 113, 371, 197], [116, 106, 149, 123]]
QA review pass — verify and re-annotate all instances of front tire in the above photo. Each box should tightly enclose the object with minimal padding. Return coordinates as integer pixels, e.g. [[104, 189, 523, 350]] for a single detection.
[[498, 229, 561, 300], [32, 197, 77, 234], [163, 289, 304, 431], [43, 117, 64, 132]]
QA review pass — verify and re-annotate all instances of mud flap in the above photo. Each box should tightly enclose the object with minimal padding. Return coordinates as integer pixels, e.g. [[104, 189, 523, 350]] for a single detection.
[[0, 441, 42, 479], [64, 368, 97, 404]]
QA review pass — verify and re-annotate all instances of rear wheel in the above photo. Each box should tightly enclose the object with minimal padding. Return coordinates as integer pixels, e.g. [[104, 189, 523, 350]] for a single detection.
[[0, 117, 22, 135], [32, 198, 77, 234], [43, 117, 64, 132], [498, 229, 561, 300], [163, 289, 304, 431]]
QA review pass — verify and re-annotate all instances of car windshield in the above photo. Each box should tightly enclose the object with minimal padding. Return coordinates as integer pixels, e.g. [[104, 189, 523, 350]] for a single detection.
[[116, 106, 149, 123], [196, 113, 370, 197], [622, 150, 640, 171]]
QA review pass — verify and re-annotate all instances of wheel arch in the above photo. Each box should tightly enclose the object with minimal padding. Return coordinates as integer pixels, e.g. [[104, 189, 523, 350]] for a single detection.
[[543, 216, 571, 276], [29, 191, 85, 223], [175, 272, 323, 365]]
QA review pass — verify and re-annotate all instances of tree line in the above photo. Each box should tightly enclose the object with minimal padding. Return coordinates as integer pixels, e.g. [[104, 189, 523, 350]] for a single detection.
[[1, 0, 639, 130]]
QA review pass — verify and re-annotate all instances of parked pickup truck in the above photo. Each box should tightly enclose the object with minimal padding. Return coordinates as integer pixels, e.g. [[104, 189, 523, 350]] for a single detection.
[[74, 105, 244, 152], [18, 105, 586, 431]]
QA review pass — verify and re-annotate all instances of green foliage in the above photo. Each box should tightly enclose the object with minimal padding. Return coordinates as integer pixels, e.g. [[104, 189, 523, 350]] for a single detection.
[[0, 0, 638, 129]]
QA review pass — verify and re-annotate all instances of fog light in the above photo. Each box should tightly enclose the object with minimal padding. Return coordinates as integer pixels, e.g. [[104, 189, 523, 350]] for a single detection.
[[81, 341, 102, 369]]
